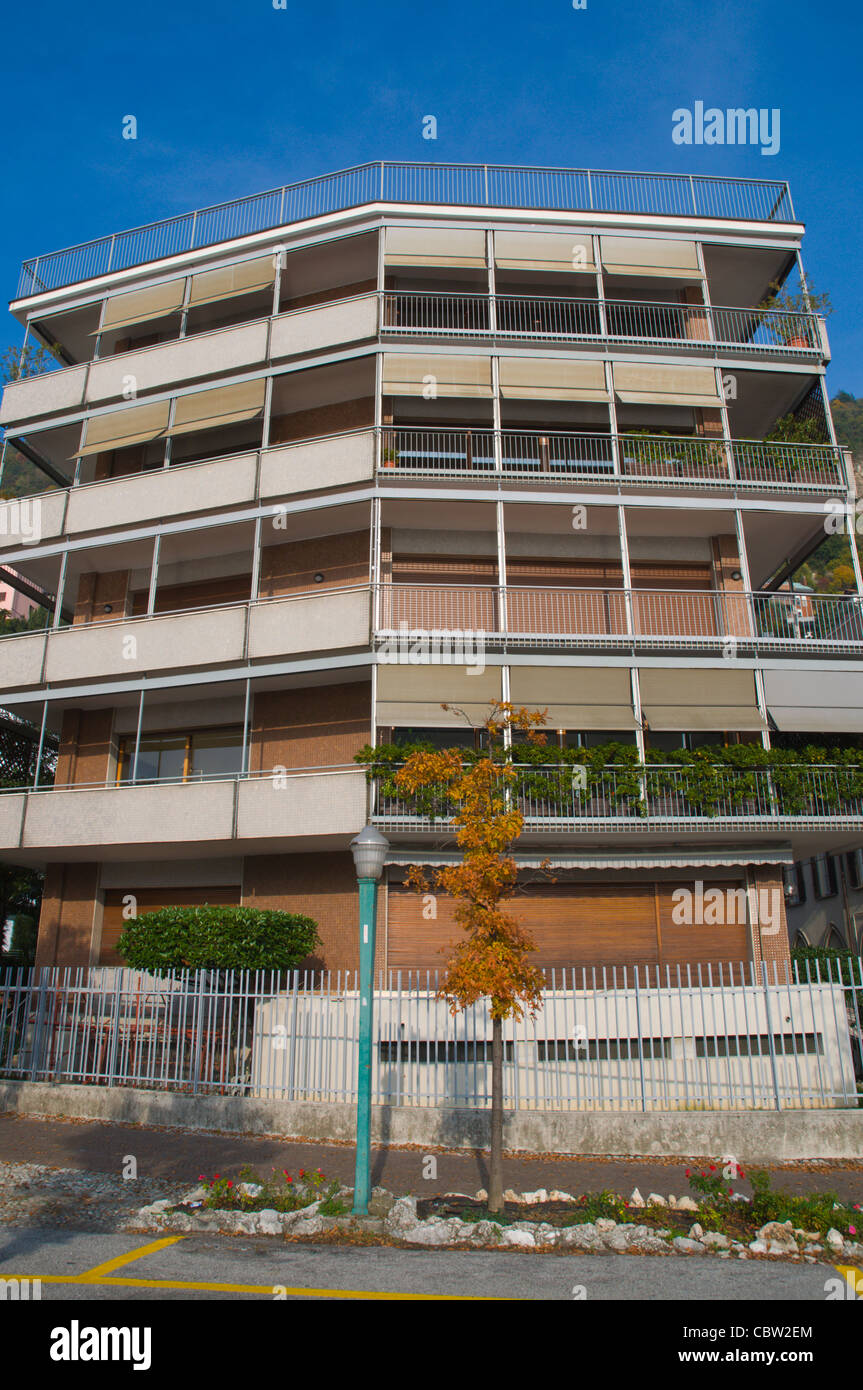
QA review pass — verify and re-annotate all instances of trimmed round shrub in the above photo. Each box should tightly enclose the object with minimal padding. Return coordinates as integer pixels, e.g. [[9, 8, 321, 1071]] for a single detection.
[[116, 905, 320, 973]]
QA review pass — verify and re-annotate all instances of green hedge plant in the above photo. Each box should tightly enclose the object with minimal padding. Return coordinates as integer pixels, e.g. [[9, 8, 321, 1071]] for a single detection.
[[116, 905, 320, 974]]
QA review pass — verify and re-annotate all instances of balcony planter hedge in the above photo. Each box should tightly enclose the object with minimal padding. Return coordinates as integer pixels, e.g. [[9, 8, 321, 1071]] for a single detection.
[[356, 741, 863, 820], [116, 905, 320, 975]]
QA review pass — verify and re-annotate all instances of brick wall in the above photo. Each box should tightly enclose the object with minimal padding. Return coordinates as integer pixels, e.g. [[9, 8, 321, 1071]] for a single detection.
[[269, 396, 374, 445], [243, 851, 384, 972], [35, 863, 101, 968], [74, 570, 130, 624], [259, 530, 368, 598], [55, 709, 115, 786], [249, 680, 371, 772]]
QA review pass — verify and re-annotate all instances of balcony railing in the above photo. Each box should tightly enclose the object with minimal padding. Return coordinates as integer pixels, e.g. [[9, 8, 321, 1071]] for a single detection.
[[372, 763, 863, 832], [381, 292, 823, 354], [375, 584, 863, 654], [380, 428, 846, 491], [17, 162, 795, 299]]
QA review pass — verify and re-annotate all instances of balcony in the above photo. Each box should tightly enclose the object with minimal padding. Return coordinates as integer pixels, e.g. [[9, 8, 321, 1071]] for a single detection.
[[381, 293, 824, 357], [0, 586, 372, 692], [379, 428, 846, 493], [16, 162, 795, 300], [372, 763, 863, 835], [375, 584, 863, 656], [0, 768, 368, 856]]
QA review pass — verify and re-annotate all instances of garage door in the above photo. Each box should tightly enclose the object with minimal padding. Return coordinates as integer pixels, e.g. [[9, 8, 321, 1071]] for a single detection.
[[100, 886, 241, 965]]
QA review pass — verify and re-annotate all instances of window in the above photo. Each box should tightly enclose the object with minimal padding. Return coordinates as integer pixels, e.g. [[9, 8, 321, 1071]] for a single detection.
[[784, 864, 806, 908], [812, 854, 838, 900], [118, 726, 243, 783], [845, 848, 863, 891]]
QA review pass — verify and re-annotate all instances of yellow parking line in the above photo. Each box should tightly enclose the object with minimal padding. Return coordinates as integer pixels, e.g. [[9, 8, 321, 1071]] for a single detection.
[[77, 1237, 186, 1281], [1, 1272, 500, 1299]]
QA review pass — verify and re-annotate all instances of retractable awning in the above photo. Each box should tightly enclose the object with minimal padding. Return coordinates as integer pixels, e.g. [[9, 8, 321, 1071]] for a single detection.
[[640, 668, 766, 731], [376, 664, 501, 727], [494, 231, 595, 274], [188, 257, 275, 309], [613, 362, 722, 409], [384, 227, 487, 268], [600, 235, 702, 279], [93, 280, 185, 335], [765, 668, 863, 732], [509, 666, 638, 729], [166, 379, 266, 436], [381, 353, 493, 397], [499, 357, 609, 402], [74, 399, 171, 456]]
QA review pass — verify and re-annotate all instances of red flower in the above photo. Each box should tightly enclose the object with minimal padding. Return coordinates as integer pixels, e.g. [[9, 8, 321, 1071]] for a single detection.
[[198, 1174, 205, 1181], [709, 1165, 716, 1172], [226, 1180, 233, 1188], [299, 1169, 305, 1178], [685, 1168, 691, 1177]]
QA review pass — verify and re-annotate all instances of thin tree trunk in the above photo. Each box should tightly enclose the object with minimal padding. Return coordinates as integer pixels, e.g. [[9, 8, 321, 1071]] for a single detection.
[[488, 1013, 504, 1213]]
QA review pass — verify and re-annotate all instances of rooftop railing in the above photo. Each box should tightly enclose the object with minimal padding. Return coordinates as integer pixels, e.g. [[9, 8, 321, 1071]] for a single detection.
[[17, 162, 795, 300]]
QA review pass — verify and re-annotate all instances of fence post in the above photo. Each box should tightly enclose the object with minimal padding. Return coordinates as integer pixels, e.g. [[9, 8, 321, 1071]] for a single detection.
[[104, 971, 124, 1085], [190, 971, 206, 1093], [634, 966, 647, 1111], [760, 960, 782, 1110], [28, 976, 50, 1081]]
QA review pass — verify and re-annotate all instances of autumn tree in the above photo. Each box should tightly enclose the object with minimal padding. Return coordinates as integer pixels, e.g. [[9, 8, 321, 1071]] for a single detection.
[[394, 701, 548, 1214]]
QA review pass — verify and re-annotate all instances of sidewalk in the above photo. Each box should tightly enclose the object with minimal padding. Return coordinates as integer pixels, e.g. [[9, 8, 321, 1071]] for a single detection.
[[2, 1111, 862, 1203]]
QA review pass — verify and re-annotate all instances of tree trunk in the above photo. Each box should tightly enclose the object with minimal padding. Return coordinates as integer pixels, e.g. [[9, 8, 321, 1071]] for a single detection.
[[488, 1013, 504, 1213]]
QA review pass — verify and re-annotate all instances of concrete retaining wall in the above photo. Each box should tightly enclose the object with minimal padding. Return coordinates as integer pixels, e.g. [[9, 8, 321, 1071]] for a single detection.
[[1, 1081, 862, 1160]]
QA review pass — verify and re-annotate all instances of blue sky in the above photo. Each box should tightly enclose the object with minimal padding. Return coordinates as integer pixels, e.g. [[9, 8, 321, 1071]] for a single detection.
[[1, 0, 860, 391]]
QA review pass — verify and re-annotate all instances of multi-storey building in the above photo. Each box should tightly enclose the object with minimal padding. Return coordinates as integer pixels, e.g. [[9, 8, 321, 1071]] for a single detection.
[[1, 162, 860, 977]]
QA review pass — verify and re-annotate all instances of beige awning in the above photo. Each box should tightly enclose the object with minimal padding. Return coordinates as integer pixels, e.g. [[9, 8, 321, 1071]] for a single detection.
[[509, 666, 638, 729], [765, 669, 863, 732], [376, 664, 501, 727], [499, 357, 609, 401], [613, 362, 722, 409], [188, 257, 276, 310], [600, 236, 702, 279], [74, 399, 171, 456], [384, 227, 487, 268], [640, 668, 766, 731], [494, 231, 595, 273], [167, 379, 267, 437], [94, 280, 185, 335], [381, 353, 493, 398]]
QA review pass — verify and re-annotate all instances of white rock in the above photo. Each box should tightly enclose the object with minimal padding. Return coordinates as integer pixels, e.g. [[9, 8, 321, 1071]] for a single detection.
[[676, 1197, 699, 1212], [629, 1188, 645, 1208], [595, 1217, 616, 1232], [499, 1228, 536, 1248], [701, 1232, 731, 1249], [475, 1189, 488, 1201], [647, 1193, 667, 1207], [385, 1196, 419, 1234], [549, 1190, 574, 1202], [521, 1189, 549, 1205], [237, 1182, 263, 1197], [803, 1243, 823, 1254], [559, 1222, 603, 1251], [748, 1239, 768, 1254], [533, 1223, 559, 1247], [469, 1220, 501, 1244], [503, 1189, 520, 1203], [180, 1186, 208, 1204], [755, 1221, 798, 1252], [667, 1195, 679, 1209], [673, 1237, 706, 1255], [826, 1228, 844, 1250], [689, 1223, 704, 1240]]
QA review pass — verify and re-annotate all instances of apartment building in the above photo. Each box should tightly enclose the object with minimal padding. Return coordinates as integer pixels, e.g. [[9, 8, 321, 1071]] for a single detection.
[[0, 161, 860, 976]]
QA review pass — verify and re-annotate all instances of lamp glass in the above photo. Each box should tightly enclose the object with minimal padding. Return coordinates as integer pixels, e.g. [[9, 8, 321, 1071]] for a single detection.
[[350, 825, 389, 881]]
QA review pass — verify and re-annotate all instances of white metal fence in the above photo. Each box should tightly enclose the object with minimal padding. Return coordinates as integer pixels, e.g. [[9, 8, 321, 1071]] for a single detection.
[[1, 961, 860, 1111]]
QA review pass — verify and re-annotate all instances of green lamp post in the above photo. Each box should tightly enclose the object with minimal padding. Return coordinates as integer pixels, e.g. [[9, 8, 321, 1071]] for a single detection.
[[349, 824, 389, 1216]]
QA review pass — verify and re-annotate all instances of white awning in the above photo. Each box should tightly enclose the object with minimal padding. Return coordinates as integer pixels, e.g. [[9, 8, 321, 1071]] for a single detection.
[[613, 362, 722, 409], [494, 230, 595, 273], [384, 227, 487, 268], [167, 379, 267, 436], [600, 235, 702, 279], [381, 353, 493, 398], [499, 357, 609, 401], [509, 666, 638, 729], [94, 280, 185, 335], [765, 668, 863, 732], [74, 400, 171, 456], [640, 668, 766, 731], [376, 663, 501, 727], [188, 257, 276, 309]]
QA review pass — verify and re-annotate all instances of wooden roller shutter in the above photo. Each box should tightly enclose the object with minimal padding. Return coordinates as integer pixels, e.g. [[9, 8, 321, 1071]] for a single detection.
[[387, 882, 658, 971], [655, 882, 750, 979], [100, 886, 241, 965]]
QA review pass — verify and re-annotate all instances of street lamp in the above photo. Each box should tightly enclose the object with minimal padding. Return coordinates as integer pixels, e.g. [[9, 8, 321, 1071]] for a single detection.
[[349, 824, 389, 1215]]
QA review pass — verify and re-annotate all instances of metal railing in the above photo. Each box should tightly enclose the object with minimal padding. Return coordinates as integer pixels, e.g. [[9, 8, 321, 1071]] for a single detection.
[[17, 162, 795, 299], [375, 583, 863, 653], [1, 956, 858, 1110], [380, 428, 846, 490], [381, 291, 822, 353], [372, 763, 863, 831]]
